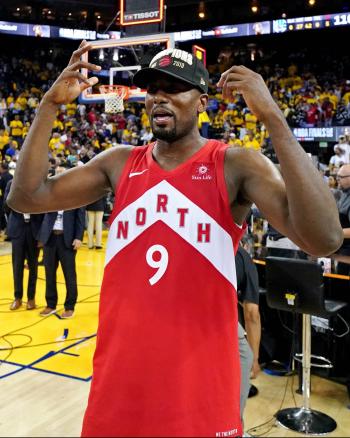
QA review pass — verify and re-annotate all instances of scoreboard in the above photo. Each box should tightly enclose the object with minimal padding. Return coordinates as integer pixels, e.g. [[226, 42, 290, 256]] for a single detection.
[[273, 13, 350, 33]]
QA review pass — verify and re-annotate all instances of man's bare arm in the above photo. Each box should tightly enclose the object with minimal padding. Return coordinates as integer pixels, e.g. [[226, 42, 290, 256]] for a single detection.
[[243, 302, 261, 379], [219, 66, 343, 256], [7, 41, 125, 213]]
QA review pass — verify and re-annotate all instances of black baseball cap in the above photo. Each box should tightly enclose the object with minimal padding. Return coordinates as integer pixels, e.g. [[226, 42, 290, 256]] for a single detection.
[[133, 48, 209, 94]]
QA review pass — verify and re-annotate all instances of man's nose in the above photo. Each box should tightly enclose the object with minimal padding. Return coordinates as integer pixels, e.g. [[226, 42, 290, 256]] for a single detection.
[[153, 91, 169, 104]]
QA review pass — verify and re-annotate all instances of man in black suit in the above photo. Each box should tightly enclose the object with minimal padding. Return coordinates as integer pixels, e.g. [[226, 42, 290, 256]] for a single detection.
[[4, 180, 44, 310], [0, 161, 13, 236], [38, 166, 85, 319]]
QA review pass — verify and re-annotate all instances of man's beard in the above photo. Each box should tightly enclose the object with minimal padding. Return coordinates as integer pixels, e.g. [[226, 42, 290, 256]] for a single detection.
[[152, 126, 177, 142]]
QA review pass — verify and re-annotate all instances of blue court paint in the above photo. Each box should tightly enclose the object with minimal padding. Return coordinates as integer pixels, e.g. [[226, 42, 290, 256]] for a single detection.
[[0, 334, 96, 381], [60, 351, 80, 357]]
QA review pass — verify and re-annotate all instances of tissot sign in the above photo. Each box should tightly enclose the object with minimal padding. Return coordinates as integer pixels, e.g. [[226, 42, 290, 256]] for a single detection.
[[120, 0, 164, 26]]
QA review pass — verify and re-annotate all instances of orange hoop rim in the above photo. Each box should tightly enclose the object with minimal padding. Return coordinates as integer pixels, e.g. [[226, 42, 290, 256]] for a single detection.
[[99, 85, 130, 99]]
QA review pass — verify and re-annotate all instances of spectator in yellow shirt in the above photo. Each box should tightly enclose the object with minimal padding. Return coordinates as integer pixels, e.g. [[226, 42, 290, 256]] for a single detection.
[[6, 93, 14, 107], [140, 108, 150, 129], [198, 110, 210, 138], [53, 119, 64, 132], [243, 130, 261, 151], [212, 110, 224, 132], [66, 103, 77, 117], [244, 110, 258, 133], [49, 133, 65, 156], [22, 122, 31, 140], [342, 91, 350, 107], [228, 133, 243, 148], [0, 129, 9, 157], [233, 109, 244, 130], [16, 94, 28, 111], [9, 115, 24, 145]]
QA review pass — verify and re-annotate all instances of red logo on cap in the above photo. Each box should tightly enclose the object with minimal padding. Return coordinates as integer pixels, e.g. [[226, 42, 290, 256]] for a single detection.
[[159, 56, 172, 67]]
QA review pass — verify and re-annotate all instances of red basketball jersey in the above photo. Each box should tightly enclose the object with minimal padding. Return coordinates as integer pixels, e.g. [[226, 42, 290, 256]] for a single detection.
[[81, 140, 246, 437]]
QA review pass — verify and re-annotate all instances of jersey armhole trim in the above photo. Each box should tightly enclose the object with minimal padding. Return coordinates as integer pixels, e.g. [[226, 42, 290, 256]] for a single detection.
[[216, 144, 247, 236], [107, 146, 138, 226]]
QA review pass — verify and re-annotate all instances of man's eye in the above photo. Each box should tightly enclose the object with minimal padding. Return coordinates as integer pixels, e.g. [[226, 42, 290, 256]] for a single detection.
[[147, 85, 157, 94]]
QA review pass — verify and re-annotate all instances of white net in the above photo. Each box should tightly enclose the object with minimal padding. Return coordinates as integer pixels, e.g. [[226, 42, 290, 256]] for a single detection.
[[100, 86, 129, 114], [103, 93, 125, 113]]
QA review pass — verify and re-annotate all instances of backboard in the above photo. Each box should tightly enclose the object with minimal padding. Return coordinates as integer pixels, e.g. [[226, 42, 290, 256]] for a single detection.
[[79, 33, 174, 105]]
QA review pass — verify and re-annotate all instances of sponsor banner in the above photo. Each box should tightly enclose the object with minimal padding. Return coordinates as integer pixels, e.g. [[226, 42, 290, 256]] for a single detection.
[[0, 10, 349, 41], [58, 27, 96, 40], [293, 126, 350, 142]]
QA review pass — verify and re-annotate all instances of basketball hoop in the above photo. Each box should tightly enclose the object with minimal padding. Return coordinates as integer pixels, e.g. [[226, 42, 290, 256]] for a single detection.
[[99, 85, 130, 114]]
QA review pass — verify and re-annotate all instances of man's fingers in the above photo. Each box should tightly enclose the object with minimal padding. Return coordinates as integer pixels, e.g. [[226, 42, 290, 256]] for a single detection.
[[62, 71, 98, 86], [66, 61, 101, 72], [80, 76, 99, 92], [224, 80, 242, 92], [221, 79, 243, 100], [68, 41, 93, 66], [217, 65, 246, 87]]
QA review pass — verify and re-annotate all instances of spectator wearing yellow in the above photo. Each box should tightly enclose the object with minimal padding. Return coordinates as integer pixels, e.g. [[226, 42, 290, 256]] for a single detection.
[[198, 110, 210, 138], [228, 132, 243, 148], [342, 91, 350, 107], [0, 129, 9, 157], [233, 108, 244, 130], [92, 137, 100, 149], [291, 75, 303, 92], [64, 117, 74, 131], [22, 122, 31, 140], [16, 93, 28, 111], [223, 105, 235, 123], [10, 115, 24, 145], [140, 108, 150, 129], [49, 133, 65, 156], [243, 130, 261, 151], [66, 102, 77, 117], [320, 89, 338, 109], [212, 109, 224, 131], [254, 133, 263, 149], [6, 93, 14, 107], [305, 90, 318, 105], [122, 128, 132, 145], [244, 109, 257, 133], [53, 119, 64, 132]]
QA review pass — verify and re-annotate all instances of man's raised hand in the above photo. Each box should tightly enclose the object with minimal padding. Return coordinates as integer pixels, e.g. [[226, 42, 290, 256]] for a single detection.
[[43, 40, 101, 106], [217, 65, 280, 122]]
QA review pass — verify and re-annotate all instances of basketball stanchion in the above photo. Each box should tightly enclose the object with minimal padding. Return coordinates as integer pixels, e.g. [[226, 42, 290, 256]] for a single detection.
[[99, 85, 130, 113]]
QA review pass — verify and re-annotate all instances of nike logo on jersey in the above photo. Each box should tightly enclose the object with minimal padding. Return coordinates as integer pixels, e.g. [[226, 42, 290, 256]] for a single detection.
[[129, 169, 149, 178]]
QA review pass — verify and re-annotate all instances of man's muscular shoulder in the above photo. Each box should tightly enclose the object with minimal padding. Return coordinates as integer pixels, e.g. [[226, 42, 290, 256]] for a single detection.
[[224, 147, 275, 224]]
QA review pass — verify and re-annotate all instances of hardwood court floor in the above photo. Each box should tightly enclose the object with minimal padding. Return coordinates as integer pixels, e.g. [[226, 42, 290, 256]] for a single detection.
[[0, 233, 349, 437]]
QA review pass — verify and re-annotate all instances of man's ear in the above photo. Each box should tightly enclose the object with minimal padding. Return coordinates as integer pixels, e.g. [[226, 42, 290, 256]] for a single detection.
[[198, 94, 209, 113]]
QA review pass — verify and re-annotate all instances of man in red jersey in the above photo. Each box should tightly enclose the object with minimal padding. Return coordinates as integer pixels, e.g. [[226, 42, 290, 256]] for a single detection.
[[7, 41, 342, 437]]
